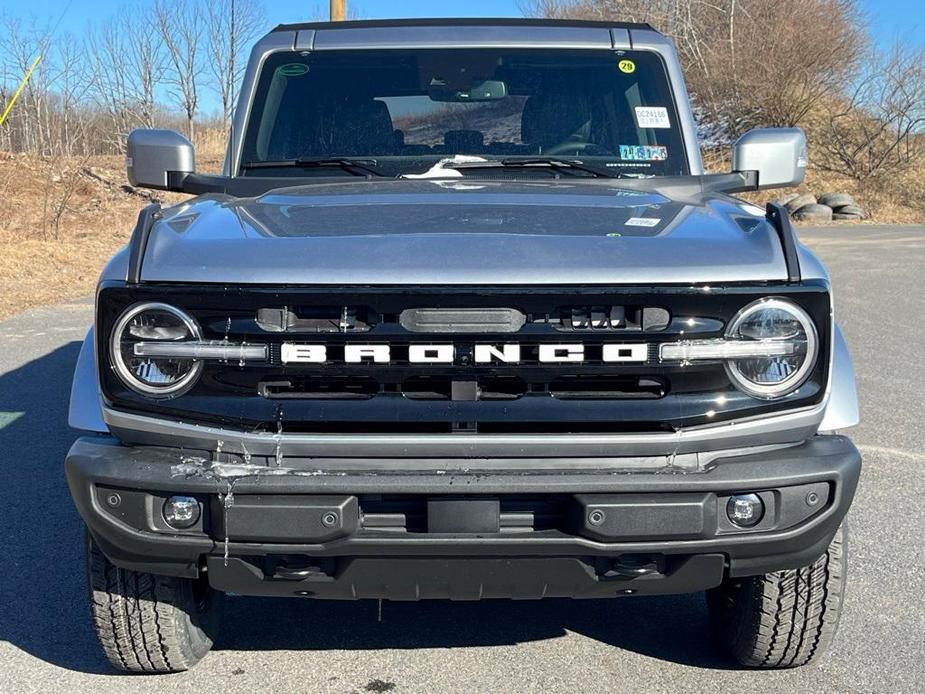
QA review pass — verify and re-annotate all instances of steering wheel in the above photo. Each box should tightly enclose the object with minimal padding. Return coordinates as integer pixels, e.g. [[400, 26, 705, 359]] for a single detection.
[[541, 141, 612, 157]]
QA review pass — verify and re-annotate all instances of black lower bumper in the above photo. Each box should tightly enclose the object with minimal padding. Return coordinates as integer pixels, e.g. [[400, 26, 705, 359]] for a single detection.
[[66, 435, 861, 600]]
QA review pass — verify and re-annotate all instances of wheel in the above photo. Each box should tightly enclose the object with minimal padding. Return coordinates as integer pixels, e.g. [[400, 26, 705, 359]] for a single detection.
[[773, 192, 800, 207], [793, 203, 833, 222], [707, 522, 847, 668], [833, 204, 864, 218], [832, 212, 863, 221], [817, 192, 856, 209], [85, 529, 223, 673], [784, 192, 816, 213]]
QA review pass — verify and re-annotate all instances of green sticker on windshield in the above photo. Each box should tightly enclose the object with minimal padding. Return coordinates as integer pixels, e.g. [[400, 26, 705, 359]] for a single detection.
[[618, 59, 636, 74], [619, 144, 668, 161], [278, 63, 309, 77]]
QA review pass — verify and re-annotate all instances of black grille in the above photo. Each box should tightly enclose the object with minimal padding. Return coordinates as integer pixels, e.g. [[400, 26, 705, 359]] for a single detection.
[[98, 282, 831, 432]]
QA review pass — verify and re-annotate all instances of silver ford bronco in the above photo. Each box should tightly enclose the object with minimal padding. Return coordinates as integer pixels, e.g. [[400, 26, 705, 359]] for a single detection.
[[66, 18, 861, 673]]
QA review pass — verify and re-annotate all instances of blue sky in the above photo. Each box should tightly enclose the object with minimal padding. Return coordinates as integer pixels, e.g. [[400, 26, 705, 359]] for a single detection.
[[6, 0, 523, 28], [10, 0, 923, 42]]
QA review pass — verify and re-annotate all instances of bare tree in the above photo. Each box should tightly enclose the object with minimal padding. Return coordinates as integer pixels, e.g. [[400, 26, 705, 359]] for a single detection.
[[50, 36, 93, 156], [123, 5, 167, 130], [815, 45, 925, 182], [3, 1, 198, 157], [154, 0, 204, 140], [206, 0, 265, 132], [85, 16, 135, 149], [0, 15, 54, 153], [86, 4, 166, 150]]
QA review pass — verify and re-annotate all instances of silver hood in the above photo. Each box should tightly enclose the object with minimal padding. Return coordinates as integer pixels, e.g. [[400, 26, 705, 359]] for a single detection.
[[142, 179, 787, 285]]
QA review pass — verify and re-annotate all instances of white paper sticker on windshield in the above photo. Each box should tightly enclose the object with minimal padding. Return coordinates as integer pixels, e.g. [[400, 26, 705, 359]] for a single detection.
[[634, 106, 671, 129], [625, 217, 661, 227]]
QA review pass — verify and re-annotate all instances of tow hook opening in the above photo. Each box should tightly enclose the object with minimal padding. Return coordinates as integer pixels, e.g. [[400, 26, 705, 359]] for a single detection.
[[601, 554, 663, 579]]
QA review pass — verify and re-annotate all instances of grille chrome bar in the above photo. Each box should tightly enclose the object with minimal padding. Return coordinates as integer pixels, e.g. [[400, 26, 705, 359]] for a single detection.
[[660, 339, 796, 362], [133, 341, 268, 362]]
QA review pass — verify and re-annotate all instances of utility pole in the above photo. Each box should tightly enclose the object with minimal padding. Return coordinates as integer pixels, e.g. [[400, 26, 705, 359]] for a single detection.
[[330, 0, 346, 21]]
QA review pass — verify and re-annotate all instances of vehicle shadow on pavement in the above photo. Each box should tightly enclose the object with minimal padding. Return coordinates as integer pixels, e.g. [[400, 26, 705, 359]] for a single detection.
[[214, 593, 736, 669], [0, 342, 735, 674], [0, 342, 115, 674]]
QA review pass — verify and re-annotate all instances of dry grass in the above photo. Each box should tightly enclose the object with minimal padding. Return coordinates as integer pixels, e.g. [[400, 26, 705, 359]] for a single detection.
[[745, 168, 925, 225], [0, 144, 223, 321], [0, 154, 141, 320], [801, 170, 925, 225], [703, 148, 925, 225]]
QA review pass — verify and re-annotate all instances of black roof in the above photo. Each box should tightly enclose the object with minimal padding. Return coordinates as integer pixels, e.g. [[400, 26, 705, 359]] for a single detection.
[[273, 17, 655, 33]]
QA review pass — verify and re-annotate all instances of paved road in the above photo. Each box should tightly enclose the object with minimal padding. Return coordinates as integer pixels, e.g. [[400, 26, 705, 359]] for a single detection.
[[0, 225, 923, 693]]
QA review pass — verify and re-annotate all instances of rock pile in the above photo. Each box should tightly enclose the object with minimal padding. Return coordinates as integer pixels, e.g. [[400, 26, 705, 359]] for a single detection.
[[776, 192, 864, 222]]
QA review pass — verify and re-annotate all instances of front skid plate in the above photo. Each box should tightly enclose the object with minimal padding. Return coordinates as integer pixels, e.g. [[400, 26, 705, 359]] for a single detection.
[[207, 555, 726, 600]]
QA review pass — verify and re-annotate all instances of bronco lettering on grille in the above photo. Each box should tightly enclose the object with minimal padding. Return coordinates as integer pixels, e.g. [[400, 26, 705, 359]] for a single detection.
[[279, 343, 649, 365]]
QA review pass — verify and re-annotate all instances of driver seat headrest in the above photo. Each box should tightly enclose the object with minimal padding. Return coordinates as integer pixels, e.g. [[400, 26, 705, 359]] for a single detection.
[[521, 92, 593, 149]]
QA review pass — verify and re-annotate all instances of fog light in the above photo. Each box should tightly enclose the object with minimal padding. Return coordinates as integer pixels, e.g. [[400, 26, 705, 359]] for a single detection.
[[726, 493, 764, 527], [163, 496, 201, 529]]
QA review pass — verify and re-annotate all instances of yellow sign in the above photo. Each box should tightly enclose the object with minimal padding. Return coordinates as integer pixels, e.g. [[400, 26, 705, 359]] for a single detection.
[[618, 59, 636, 74]]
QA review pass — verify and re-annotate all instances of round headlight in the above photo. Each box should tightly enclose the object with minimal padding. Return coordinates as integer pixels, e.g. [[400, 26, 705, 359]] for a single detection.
[[725, 298, 818, 399], [110, 302, 203, 396]]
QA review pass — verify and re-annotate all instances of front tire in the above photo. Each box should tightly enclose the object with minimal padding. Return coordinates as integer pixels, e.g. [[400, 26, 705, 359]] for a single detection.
[[707, 522, 847, 668], [85, 530, 223, 673]]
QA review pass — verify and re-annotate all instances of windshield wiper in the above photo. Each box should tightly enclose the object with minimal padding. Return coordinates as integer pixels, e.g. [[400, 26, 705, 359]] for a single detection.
[[241, 157, 385, 177], [445, 157, 624, 178]]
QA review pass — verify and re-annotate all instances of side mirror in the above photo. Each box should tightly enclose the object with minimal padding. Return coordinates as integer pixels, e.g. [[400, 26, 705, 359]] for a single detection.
[[126, 129, 194, 191], [732, 128, 807, 190]]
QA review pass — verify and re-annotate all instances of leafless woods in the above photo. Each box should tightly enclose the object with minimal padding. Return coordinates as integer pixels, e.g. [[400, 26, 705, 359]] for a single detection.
[[0, 0, 265, 157]]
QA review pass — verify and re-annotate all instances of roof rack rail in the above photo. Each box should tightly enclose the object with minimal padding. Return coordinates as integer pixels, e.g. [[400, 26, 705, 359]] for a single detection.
[[272, 18, 656, 33]]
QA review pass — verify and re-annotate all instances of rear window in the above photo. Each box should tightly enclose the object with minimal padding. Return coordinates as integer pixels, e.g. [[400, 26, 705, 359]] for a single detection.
[[241, 48, 689, 177]]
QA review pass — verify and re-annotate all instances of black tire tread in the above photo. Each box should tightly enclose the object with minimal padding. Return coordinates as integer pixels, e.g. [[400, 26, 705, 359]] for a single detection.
[[86, 533, 217, 673], [708, 523, 846, 668]]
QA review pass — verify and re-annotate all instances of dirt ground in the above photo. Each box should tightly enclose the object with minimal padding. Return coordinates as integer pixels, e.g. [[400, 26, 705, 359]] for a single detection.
[[0, 150, 921, 321], [0, 152, 221, 321]]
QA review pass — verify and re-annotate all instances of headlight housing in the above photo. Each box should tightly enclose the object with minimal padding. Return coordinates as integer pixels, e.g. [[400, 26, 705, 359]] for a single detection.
[[110, 302, 203, 397], [724, 298, 818, 399]]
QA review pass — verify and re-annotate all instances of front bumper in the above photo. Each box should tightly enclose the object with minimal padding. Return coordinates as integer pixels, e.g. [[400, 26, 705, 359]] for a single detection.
[[66, 435, 861, 600]]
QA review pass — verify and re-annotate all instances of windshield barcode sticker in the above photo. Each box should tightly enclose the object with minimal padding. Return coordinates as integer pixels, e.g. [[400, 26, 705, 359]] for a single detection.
[[625, 217, 661, 227], [634, 106, 671, 129]]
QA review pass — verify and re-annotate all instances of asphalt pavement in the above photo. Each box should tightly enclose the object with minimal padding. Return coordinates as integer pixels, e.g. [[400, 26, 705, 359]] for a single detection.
[[0, 225, 923, 693]]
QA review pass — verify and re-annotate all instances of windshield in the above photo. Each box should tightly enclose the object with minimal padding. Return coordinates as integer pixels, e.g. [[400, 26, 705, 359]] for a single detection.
[[240, 49, 689, 177]]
